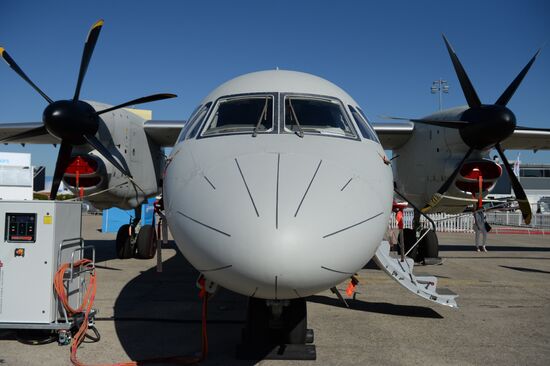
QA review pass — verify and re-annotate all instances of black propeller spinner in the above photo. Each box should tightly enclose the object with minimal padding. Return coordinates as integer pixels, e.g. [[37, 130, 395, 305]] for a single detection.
[[0, 20, 176, 200], [459, 105, 516, 150], [418, 35, 544, 225], [43, 100, 100, 144]]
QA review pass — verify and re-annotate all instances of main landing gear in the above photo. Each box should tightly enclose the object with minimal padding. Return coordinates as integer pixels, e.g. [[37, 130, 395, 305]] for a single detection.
[[394, 189, 442, 265], [115, 206, 157, 260], [236, 298, 316, 360], [399, 210, 440, 264]]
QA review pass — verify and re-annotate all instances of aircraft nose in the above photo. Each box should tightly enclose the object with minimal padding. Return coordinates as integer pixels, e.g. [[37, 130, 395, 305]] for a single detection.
[[168, 151, 389, 299]]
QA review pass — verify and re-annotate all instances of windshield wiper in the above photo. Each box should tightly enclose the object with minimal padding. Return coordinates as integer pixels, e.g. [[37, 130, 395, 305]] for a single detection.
[[288, 99, 304, 138], [252, 97, 269, 137]]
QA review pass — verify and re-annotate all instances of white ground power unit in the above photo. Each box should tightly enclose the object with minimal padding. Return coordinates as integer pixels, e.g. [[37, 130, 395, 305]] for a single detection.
[[0, 201, 90, 329]]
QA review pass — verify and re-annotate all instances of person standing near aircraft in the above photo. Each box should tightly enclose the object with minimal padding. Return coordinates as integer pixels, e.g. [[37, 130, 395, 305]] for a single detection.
[[395, 206, 405, 261], [473, 209, 488, 252]]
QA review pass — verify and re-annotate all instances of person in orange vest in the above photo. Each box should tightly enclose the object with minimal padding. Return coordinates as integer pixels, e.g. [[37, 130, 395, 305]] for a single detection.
[[390, 201, 406, 259], [396, 208, 404, 230], [395, 207, 405, 261]]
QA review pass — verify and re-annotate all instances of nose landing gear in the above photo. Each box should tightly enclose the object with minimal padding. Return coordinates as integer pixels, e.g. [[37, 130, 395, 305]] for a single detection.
[[237, 297, 316, 360]]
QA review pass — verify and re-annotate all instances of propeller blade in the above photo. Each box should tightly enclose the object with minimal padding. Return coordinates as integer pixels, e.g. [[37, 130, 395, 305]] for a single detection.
[[0, 47, 53, 104], [515, 125, 550, 132], [422, 147, 474, 213], [73, 19, 104, 101], [50, 142, 73, 199], [495, 49, 541, 106], [442, 35, 482, 108], [0, 125, 49, 143], [94, 93, 178, 116], [381, 115, 469, 128], [83, 134, 132, 178], [495, 144, 532, 224]]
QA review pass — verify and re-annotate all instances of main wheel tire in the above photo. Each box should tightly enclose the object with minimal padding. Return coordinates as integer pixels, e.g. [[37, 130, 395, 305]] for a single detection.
[[136, 225, 157, 259], [420, 229, 439, 259], [116, 224, 133, 259], [400, 228, 419, 262]]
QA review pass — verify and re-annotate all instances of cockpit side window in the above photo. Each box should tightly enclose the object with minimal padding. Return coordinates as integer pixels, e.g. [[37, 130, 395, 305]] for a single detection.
[[187, 102, 212, 139], [283, 96, 358, 139], [349, 105, 380, 143], [202, 95, 274, 136], [176, 104, 202, 143]]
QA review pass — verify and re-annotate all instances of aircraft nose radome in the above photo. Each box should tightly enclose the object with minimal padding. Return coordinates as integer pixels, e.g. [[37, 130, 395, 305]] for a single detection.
[[170, 152, 389, 299]]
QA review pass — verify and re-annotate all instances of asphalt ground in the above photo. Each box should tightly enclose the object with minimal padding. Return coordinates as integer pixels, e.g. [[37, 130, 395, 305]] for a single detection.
[[1, 215, 549, 365]]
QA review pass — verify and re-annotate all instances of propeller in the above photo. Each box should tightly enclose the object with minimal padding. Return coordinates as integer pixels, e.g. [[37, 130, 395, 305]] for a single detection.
[[0, 20, 177, 200], [420, 35, 541, 224]]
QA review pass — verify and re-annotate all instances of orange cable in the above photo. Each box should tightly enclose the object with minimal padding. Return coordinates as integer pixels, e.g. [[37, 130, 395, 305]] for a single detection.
[[54, 257, 209, 366]]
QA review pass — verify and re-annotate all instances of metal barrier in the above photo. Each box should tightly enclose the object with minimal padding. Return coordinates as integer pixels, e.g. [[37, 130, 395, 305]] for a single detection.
[[388, 209, 550, 233], [486, 211, 550, 229]]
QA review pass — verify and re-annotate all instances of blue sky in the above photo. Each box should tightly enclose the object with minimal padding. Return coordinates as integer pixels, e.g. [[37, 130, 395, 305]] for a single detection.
[[0, 0, 549, 174]]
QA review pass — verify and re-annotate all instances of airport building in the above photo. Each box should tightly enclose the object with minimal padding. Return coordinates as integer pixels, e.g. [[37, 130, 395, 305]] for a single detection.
[[491, 163, 550, 212]]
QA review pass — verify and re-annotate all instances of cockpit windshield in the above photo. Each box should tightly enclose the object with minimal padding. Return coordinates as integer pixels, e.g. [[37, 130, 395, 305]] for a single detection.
[[197, 93, 362, 141], [284, 96, 357, 139], [203, 95, 274, 136]]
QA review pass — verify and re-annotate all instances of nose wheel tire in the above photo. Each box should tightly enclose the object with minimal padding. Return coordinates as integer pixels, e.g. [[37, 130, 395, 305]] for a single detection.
[[136, 224, 157, 259], [116, 224, 133, 259]]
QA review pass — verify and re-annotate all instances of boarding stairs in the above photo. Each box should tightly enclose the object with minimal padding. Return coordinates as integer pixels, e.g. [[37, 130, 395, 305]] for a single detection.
[[373, 241, 458, 308]]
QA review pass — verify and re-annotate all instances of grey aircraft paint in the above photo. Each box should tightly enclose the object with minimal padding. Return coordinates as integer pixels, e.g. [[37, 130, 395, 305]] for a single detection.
[[163, 70, 394, 299]]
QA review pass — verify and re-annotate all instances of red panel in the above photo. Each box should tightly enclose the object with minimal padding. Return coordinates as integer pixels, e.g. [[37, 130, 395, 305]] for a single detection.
[[460, 161, 502, 180], [65, 155, 98, 175]]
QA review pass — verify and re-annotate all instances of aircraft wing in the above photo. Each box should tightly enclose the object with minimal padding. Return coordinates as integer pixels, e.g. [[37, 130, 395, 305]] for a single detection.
[[500, 127, 550, 151], [372, 122, 415, 150], [143, 120, 186, 147], [372, 122, 550, 151], [0, 122, 60, 144], [0, 120, 186, 147]]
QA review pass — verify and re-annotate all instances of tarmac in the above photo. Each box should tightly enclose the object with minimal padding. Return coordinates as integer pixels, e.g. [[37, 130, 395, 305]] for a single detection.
[[1, 214, 549, 366]]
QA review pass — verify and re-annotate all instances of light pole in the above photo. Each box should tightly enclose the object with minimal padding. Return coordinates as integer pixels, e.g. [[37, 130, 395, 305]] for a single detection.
[[431, 79, 449, 111]]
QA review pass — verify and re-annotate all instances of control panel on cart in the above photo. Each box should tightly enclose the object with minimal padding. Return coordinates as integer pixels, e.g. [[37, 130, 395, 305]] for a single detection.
[[0, 201, 89, 329]]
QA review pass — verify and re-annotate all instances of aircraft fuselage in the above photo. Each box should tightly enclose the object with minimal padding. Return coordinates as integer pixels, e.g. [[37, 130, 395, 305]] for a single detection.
[[163, 70, 393, 299]]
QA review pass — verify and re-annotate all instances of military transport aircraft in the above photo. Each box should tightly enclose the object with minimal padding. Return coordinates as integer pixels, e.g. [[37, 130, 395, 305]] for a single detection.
[[0, 19, 398, 358], [0, 20, 545, 358], [374, 36, 550, 261]]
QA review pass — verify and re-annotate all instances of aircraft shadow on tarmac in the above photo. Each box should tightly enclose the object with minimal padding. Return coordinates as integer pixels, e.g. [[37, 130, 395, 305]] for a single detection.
[[104, 240, 270, 365], [306, 295, 443, 319], [499, 265, 550, 274]]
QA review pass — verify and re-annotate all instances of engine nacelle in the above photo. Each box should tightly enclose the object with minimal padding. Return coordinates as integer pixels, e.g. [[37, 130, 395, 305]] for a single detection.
[[59, 103, 165, 210], [455, 159, 502, 195], [62, 154, 108, 194], [62, 148, 161, 210]]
